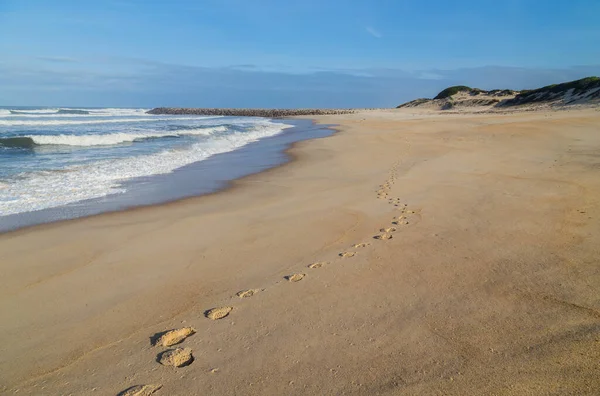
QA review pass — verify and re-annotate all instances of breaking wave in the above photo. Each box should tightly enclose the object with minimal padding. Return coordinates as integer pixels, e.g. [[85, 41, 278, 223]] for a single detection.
[[0, 126, 228, 148], [0, 122, 293, 215], [0, 116, 220, 127], [2, 108, 149, 117]]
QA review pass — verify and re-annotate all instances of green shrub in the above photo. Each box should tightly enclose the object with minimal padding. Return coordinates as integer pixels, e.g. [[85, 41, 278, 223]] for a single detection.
[[434, 86, 474, 99], [505, 76, 600, 105]]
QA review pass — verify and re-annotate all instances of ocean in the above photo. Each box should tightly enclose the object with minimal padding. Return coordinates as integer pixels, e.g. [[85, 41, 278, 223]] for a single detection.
[[0, 107, 328, 231]]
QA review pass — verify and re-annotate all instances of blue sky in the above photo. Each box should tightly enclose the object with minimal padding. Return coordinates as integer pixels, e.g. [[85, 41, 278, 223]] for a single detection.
[[1, 0, 599, 107]]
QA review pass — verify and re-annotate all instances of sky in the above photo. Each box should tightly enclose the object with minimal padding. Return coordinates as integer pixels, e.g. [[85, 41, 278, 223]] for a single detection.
[[1, 0, 599, 108]]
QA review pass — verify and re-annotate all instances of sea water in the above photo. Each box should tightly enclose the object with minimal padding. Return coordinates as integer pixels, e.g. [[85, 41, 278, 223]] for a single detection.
[[0, 107, 295, 222]]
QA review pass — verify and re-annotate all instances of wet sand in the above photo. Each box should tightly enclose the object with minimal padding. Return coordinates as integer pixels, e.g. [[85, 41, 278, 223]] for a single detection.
[[1, 107, 599, 395], [0, 119, 332, 233]]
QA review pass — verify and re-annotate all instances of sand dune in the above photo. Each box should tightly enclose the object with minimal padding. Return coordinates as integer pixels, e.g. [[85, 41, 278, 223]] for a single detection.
[[1, 107, 599, 395]]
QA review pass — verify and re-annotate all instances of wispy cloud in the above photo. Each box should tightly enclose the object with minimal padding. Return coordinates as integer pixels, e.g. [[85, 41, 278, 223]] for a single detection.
[[365, 26, 382, 39], [226, 64, 258, 70], [416, 72, 445, 80], [36, 56, 79, 63], [2, 56, 599, 108]]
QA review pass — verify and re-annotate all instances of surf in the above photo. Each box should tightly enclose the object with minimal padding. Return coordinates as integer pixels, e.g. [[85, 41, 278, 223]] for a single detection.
[[0, 126, 229, 148]]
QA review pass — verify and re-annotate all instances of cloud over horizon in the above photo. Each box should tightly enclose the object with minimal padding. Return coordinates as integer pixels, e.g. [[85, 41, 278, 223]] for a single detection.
[[1, 56, 599, 108]]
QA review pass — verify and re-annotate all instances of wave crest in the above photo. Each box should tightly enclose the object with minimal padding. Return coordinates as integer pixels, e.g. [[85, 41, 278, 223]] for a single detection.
[[0, 126, 228, 147], [0, 116, 223, 126], [0, 122, 293, 215], [1, 108, 149, 117]]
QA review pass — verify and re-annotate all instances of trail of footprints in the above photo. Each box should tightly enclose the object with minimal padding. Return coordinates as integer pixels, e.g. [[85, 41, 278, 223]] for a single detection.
[[376, 160, 401, 200], [116, 162, 418, 395]]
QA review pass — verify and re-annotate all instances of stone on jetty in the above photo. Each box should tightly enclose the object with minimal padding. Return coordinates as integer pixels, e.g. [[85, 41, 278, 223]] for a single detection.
[[146, 108, 356, 117]]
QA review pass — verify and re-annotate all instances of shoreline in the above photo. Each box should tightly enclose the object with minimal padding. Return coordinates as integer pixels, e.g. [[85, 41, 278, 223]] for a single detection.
[[0, 119, 335, 234], [2, 107, 600, 395]]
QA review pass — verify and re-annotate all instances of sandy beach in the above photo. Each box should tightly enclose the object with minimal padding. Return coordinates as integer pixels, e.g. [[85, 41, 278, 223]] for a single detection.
[[1, 107, 600, 395]]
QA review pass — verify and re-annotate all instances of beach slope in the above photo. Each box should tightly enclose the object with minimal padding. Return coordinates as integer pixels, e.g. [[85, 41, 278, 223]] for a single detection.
[[1, 108, 600, 395]]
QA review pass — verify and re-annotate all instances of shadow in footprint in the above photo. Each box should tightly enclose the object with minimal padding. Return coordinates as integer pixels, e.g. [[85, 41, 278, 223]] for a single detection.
[[237, 289, 262, 298], [157, 348, 194, 368], [309, 262, 329, 269], [205, 306, 233, 320], [150, 330, 171, 347], [150, 327, 195, 347], [117, 384, 162, 396], [285, 273, 306, 282], [353, 243, 370, 248]]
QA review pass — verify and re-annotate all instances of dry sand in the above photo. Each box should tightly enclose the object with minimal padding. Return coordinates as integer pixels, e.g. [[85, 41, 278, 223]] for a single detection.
[[1, 107, 600, 395]]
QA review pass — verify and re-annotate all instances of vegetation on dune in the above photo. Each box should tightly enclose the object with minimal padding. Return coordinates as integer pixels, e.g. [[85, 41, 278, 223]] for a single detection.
[[537, 76, 598, 94], [488, 89, 517, 96], [504, 76, 600, 105], [396, 98, 431, 108], [396, 76, 599, 109], [433, 85, 476, 99]]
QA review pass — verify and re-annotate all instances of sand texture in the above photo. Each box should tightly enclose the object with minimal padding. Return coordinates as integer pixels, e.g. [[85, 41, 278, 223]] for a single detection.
[[1, 107, 600, 395]]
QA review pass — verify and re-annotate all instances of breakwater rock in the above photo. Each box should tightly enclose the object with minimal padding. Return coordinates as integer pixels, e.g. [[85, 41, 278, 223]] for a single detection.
[[147, 108, 356, 117]]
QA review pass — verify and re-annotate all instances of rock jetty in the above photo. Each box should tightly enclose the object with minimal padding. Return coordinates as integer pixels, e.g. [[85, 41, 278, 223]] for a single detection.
[[146, 108, 356, 117]]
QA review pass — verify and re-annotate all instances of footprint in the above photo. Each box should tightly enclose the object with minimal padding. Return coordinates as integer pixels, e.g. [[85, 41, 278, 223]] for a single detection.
[[374, 233, 393, 240], [236, 289, 262, 298], [157, 348, 194, 368], [285, 273, 306, 282], [353, 243, 370, 248], [205, 306, 233, 320], [152, 327, 196, 347], [339, 251, 356, 258], [380, 227, 397, 233], [308, 262, 326, 269], [117, 384, 162, 396]]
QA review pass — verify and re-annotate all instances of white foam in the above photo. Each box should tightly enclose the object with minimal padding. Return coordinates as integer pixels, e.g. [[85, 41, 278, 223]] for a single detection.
[[26, 126, 228, 146], [0, 116, 219, 126], [73, 108, 150, 116], [0, 122, 293, 216], [0, 108, 150, 118], [8, 109, 59, 114]]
